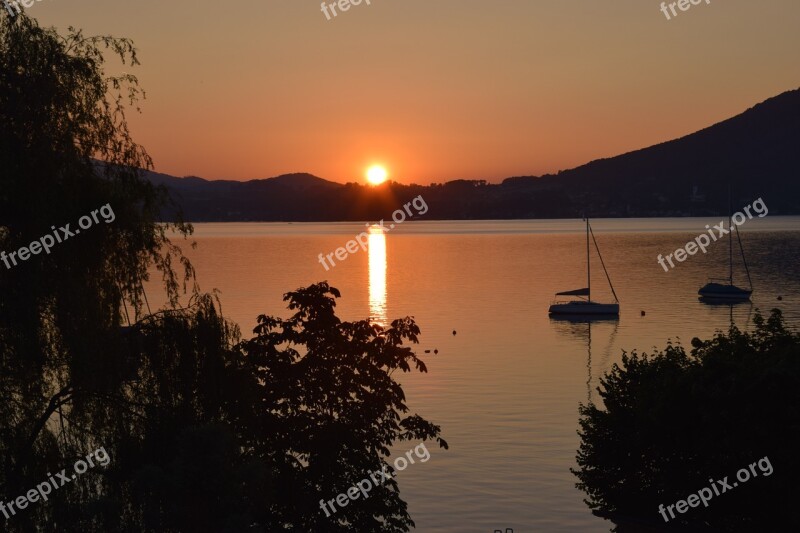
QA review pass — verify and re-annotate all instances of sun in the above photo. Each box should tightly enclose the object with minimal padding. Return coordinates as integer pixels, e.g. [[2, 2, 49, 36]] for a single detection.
[[366, 165, 388, 185]]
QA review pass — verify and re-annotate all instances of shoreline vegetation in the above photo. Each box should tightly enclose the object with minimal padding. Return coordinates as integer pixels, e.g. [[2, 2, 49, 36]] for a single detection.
[[3, 8, 798, 533], [573, 309, 800, 531], [2, 13, 445, 532]]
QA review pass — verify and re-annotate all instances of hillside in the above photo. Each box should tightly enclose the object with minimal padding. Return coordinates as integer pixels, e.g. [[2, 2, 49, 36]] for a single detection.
[[149, 89, 800, 221]]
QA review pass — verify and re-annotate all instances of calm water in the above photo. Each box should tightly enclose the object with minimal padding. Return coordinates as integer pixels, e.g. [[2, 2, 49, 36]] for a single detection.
[[148, 218, 800, 532]]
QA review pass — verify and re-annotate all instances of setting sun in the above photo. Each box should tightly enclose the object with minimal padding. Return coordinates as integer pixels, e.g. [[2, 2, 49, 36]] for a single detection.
[[366, 165, 388, 185]]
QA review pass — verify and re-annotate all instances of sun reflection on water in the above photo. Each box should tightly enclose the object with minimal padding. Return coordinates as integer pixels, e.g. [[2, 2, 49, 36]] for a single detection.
[[368, 225, 387, 325]]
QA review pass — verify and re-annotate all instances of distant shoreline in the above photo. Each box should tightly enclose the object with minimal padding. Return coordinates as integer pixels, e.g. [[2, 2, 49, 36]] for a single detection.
[[170, 217, 800, 236]]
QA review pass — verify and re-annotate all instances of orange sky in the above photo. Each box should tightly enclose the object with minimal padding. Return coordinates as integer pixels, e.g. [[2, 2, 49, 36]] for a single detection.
[[35, 0, 800, 185]]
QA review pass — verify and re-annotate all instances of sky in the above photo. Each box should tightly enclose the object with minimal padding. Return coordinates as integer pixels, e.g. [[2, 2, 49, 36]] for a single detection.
[[32, 0, 800, 185]]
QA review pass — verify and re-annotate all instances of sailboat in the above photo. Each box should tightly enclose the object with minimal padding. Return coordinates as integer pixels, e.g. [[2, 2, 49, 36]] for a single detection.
[[698, 199, 753, 302], [549, 218, 620, 316]]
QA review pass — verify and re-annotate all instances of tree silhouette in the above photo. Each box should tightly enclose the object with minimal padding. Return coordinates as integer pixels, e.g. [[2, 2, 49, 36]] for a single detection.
[[2, 11, 195, 529], [1, 12, 445, 532], [573, 309, 800, 531], [239, 282, 448, 532]]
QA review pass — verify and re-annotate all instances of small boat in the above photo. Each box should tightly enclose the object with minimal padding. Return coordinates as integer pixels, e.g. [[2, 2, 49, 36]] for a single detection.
[[549, 218, 620, 316], [698, 282, 752, 301], [698, 195, 753, 302]]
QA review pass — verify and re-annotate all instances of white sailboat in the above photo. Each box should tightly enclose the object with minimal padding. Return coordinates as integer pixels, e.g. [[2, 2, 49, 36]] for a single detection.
[[698, 195, 753, 302], [549, 218, 620, 316]]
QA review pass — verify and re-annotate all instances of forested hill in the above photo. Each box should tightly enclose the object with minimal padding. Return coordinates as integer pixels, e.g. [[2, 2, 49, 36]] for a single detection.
[[149, 88, 800, 221]]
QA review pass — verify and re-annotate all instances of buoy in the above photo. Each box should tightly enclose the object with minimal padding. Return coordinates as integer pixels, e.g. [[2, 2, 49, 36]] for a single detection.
[[434, 349, 438, 354], [641, 310, 646, 316], [452, 330, 457, 336], [777, 296, 783, 301]]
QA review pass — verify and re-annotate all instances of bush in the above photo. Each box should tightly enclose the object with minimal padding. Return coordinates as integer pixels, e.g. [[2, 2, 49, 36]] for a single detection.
[[573, 309, 800, 531]]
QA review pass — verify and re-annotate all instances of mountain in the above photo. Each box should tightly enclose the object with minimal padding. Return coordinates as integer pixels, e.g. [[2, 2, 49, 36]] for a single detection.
[[533, 87, 800, 216], [146, 172, 343, 221], [149, 88, 800, 221]]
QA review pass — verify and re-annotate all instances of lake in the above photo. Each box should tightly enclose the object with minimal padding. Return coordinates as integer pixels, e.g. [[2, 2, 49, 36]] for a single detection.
[[147, 217, 800, 532]]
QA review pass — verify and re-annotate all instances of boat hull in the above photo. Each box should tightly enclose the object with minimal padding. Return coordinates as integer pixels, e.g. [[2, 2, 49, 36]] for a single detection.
[[698, 283, 752, 301], [548, 301, 619, 316]]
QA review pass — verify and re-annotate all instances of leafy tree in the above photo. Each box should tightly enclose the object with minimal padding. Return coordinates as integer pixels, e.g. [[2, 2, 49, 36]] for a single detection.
[[239, 282, 448, 532], [573, 309, 800, 531], [1, 10, 199, 531], [1, 13, 445, 532], [85, 283, 449, 533]]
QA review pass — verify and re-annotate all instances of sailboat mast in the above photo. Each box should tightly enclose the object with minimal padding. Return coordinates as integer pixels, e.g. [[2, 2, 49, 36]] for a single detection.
[[586, 217, 591, 302], [729, 215, 733, 284], [728, 189, 733, 284], [736, 225, 754, 290]]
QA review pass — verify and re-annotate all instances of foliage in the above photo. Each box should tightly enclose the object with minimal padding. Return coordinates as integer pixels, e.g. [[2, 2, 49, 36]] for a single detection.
[[239, 282, 448, 532], [1, 12, 446, 532], [1, 11, 195, 531], [573, 309, 800, 531]]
